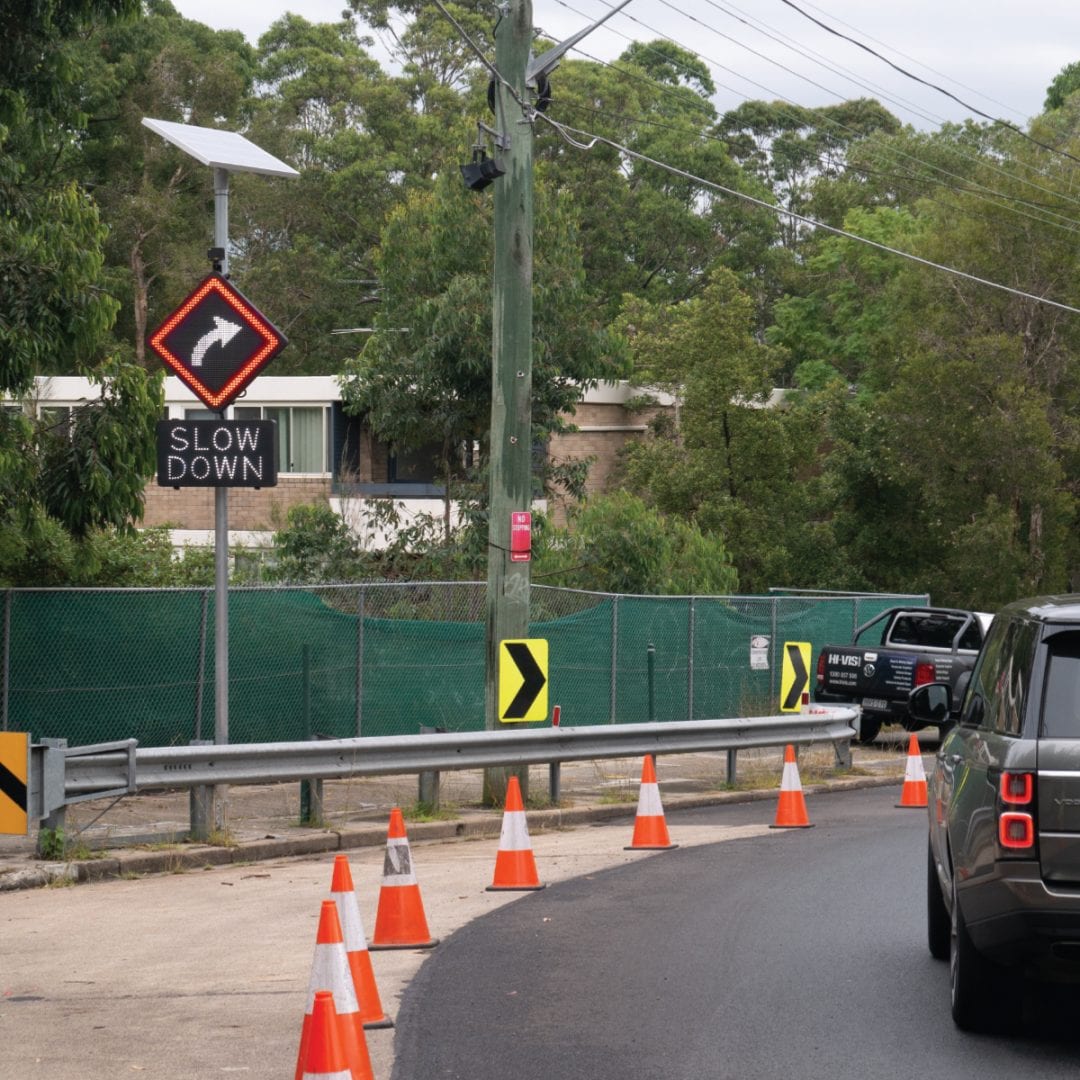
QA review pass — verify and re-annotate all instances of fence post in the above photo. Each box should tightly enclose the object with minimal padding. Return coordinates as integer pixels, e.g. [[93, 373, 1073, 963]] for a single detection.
[[2, 589, 10, 731], [687, 597, 695, 721], [647, 643, 656, 723], [299, 644, 324, 826], [355, 584, 365, 738], [610, 595, 619, 724], [194, 589, 209, 743], [771, 596, 779, 708]]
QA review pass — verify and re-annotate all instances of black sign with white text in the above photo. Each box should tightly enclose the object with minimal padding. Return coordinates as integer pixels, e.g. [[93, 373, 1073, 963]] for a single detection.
[[157, 420, 277, 488]]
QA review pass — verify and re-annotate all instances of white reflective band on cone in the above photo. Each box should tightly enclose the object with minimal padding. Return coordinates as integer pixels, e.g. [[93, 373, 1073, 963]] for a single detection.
[[304, 946, 360, 1014], [780, 762, 801, 791], [498, 810, 532, 852], [636, 783, 664, 817], [381, 837, 417, 886], [332, 891, 370, 950]]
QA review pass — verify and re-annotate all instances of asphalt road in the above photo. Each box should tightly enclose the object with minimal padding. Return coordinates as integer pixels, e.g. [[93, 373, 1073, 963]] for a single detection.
[[391, 788, 1080, 1080], [7, 781, 1080, 1079]]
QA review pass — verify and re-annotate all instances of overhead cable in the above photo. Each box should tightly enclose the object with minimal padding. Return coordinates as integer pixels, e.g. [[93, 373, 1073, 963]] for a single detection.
[[536, 114, 1080, 316]]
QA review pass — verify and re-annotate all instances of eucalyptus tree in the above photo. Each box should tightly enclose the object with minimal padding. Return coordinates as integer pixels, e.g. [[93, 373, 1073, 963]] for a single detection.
[[73, 0, 258, 365], [0, 0, 162, 584]]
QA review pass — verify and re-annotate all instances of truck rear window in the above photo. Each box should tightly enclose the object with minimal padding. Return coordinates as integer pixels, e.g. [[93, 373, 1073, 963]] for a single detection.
[[1041, 632, 1080, 738], [889, 614, 980, 650]]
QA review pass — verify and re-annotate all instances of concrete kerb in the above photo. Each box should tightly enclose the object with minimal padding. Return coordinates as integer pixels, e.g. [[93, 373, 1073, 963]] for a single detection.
[[0, 769, 906, 892]]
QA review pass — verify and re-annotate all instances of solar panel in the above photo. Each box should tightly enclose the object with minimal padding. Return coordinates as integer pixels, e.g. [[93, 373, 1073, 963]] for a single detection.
[[141, 118, 299, 178]]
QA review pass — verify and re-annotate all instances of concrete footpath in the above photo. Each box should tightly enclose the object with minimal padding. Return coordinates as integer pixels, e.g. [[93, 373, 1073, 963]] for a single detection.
[[0, 738, 920, 892]]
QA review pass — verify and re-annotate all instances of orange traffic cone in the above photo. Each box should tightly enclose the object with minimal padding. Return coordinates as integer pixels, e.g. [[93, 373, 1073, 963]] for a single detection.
[[625, 756, 678, 850], [770, 744, 814, 829], [897, 734, 929, 808], [330, 854, 393, 1029], [295, 901, 374, 1080], [487, 775, 545, 891], [370, 807, 439, 950], [299, 991, 371, 1080]]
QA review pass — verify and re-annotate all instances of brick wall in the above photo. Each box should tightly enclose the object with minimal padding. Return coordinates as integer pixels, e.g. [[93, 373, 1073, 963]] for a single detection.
[[141, 477, 333, 531], [546, 399, 666, 524]]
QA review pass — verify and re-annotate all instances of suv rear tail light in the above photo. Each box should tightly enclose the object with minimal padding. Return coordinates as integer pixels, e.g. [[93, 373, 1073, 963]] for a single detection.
[[914, 660, 937, 687], [816, 651, 826, 689], [1000, 772, 1034, 805], [996, 771, 1037, 855], [999, 813, 1035, 849]]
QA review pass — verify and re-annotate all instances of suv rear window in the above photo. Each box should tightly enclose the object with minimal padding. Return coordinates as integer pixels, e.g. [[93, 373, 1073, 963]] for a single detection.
[[1040, 631, 1080, 738]]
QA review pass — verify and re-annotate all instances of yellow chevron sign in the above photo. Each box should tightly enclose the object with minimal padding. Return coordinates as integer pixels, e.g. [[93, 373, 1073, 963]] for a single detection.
[[499, 639, 549, 723], [780, 641, 811, 713], [0, 732, 29, 836]]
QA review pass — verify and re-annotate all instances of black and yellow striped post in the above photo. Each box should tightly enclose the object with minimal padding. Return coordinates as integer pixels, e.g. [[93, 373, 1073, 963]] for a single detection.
[[0, 732, 29, 836]]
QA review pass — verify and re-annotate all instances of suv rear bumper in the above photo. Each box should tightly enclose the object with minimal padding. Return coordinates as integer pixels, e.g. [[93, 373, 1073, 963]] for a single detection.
[[962, 862, 1080, 976]]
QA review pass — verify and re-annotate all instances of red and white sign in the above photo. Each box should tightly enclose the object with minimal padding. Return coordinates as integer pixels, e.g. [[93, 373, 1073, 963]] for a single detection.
[[510, 511, 532, 562], [148, 274, 287, 411]]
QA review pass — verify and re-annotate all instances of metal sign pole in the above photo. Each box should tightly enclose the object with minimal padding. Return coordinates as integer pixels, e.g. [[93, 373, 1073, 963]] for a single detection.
[[212, 166, 230, 836], [141, 119, 297, 841]]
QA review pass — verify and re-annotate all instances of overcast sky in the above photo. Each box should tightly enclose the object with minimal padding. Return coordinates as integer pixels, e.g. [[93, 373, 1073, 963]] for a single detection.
[[172, 0, 1077, 130]]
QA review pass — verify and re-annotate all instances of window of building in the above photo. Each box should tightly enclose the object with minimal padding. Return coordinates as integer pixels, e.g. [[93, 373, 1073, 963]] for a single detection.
[[233, 405, 327, 474]]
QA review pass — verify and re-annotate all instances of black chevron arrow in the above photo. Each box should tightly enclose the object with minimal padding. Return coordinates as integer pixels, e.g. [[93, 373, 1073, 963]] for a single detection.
[[783, 644, 809, 711], [503, 642, 547, 720]]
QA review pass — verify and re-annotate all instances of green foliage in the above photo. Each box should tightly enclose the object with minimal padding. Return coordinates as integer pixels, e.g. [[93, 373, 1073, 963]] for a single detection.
[[1045, 61, 1080, 111], [268, 503, 363, 583], [534, 492, 738, 595]]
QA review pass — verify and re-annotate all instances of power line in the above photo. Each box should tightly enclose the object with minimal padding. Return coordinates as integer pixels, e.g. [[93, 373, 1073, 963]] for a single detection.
[[566, 0, 1080, 215], [796, 0, 1027, 122], [772, 0, 1080, 169], [558, 38, 1080, 237], [536, 113, 1080, 316]]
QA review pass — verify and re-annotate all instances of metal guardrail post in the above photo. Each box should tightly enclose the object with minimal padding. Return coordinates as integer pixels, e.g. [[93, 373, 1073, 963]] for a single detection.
[[189, 739, 214, 840], [35, 738, 68, 856], [417, 725, 443, 810]]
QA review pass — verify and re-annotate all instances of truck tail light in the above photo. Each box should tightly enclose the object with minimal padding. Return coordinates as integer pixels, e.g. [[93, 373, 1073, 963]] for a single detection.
[[914, 660, 937, 687], [816, 651, 826, 689], [997, 772, 1036, 854], [999, 813, 1035, 849]]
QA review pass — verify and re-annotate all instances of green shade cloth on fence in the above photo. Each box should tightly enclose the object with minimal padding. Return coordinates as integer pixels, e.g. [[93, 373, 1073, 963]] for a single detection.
[[4, 585, 925, 746]]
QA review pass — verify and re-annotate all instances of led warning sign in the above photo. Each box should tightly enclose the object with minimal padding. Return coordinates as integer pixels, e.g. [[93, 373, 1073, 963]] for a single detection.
[[148, 274, 287, 411]]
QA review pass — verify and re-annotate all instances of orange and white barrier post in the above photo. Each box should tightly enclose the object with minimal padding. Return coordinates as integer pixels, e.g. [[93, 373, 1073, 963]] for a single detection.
[[370, 807, 439, 950], [896, 734, 929, 808], [295, 901, 374, 1080], [625, 755, 677, 850], [770, 744, 813, 829], [329, 854, 393, 1029], [488, 775, 545, 891]]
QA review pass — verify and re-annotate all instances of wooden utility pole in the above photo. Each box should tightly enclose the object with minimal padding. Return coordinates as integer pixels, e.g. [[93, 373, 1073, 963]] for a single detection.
[[483, 0, 534, 805]]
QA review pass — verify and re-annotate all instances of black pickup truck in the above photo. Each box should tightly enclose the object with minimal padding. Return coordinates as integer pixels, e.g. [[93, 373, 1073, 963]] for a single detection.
[[814, 606, 992, 743]]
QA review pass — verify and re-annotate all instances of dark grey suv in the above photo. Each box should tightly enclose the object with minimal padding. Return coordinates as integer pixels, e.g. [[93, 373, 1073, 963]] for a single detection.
[[911, 595, 1080, 1031]]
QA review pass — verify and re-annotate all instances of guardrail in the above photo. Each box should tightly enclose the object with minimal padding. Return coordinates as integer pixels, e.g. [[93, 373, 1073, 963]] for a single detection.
[[29, 707, 857, 832]]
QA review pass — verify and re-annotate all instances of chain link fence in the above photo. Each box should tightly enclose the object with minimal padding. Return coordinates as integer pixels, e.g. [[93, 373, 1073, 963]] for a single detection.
[[2, 584, 926, 746]]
